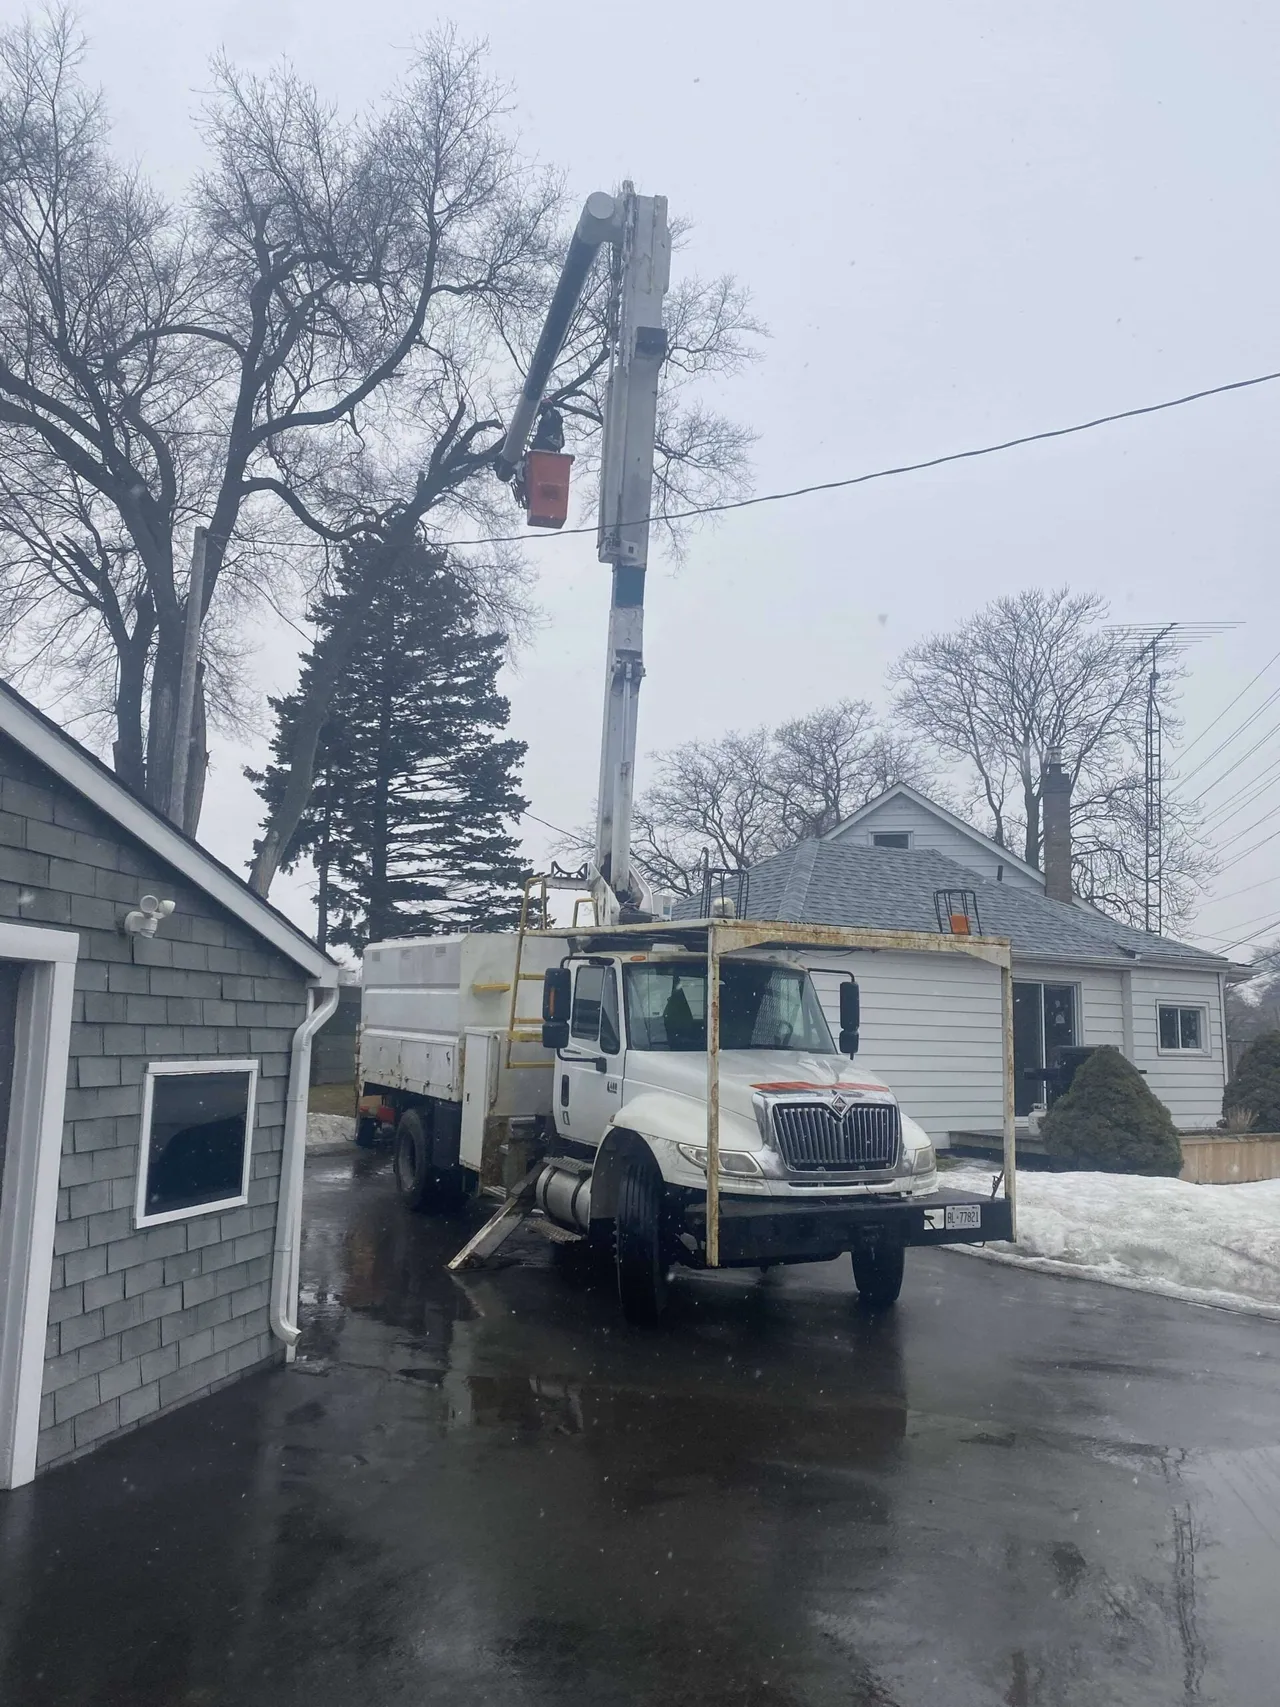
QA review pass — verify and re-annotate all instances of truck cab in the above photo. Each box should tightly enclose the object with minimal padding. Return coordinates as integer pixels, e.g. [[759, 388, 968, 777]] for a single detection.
[[551, 948, 938, 1197]]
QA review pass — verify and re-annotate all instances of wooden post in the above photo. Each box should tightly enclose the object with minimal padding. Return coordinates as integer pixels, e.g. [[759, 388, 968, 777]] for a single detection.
[[706, 925, 721, 1267], [1001, 958, 1017, 1238]]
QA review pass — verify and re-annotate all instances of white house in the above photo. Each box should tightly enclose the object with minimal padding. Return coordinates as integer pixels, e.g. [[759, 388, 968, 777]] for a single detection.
[[729, 785, 1233, 1147]]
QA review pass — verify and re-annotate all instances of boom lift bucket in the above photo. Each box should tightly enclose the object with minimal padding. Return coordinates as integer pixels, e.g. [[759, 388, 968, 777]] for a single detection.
[[522, 450, 574, 529]]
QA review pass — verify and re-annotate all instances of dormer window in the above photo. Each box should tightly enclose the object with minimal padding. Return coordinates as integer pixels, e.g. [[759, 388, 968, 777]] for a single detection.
[[871, 832, 911, 850]]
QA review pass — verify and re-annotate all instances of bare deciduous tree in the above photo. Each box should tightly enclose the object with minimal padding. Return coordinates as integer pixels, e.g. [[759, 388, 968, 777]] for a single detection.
[[0, 12, 759, 890], [580, 700, 931, 895], [891, 587, 1211, 927], [1226, 939, 1280, 1052]]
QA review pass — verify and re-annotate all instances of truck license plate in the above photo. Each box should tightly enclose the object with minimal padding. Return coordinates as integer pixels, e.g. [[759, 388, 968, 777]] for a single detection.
[[945, 1204, 981, 1230]]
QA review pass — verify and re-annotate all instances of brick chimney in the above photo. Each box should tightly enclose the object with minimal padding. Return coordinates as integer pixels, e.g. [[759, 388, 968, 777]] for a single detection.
[[1041, 745, 1073, 903]]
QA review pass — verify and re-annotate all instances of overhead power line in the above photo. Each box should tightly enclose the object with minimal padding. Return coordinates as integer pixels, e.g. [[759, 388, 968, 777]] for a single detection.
[[1202, 872, 1280, 908], [519, 807, 575, 841], [1175, 645, 1280, 764], [1217, 911, 1280, 954], [1188, 716, 1280, 809], [1216, 802, 1280, 853], [1198, 902, 1280, 942], [1179, 690, 1280, 794], [451, 366, 1280, 549], [1212, 823, 1280, 880], [1198, 752, 1280, 833]]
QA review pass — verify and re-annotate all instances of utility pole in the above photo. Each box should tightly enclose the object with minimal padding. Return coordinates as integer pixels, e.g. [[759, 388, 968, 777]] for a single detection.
[[169, 525, 207, 828]]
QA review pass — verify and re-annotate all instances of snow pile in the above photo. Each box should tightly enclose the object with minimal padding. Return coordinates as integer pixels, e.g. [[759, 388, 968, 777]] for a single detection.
[[306, 1113, 356, 1153], [944, 1162, 1280, 1316]]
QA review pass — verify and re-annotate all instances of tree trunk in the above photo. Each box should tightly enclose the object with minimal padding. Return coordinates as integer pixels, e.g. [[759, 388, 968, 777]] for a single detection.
[[248, 623, 363, 896], [145, 622, 184, 817], [181, 664, 208, 836], [112, 633, 151, 796], [1021, 756, 1041, 869]]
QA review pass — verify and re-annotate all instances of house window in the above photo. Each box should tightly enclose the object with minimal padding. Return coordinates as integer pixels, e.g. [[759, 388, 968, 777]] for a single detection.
[[871, 832, 911, 850], [1012, 982, 1079, 1116], [135, 1060, 259, 1227], [1157, 1004, 1206, 1053]]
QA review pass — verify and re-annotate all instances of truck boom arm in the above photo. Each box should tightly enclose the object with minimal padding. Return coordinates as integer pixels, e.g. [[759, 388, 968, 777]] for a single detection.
[[499, 185, 671, 921]]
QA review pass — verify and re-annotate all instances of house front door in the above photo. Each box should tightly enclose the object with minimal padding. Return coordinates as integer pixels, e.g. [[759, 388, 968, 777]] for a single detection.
[[1012, 982, 1043, 1117], [1013, 980, 1079, 1116]]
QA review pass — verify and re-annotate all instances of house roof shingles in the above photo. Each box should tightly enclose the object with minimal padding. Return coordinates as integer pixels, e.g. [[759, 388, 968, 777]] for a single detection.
[[692, 840, 1229, 972]]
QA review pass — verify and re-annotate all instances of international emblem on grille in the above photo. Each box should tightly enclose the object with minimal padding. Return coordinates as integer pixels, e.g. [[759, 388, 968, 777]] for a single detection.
[[770, 1097, 901, 1173]]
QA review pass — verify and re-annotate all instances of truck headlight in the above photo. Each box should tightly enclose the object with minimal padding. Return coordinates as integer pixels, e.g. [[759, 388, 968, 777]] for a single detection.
[[909, 1141, 936, 1175], [677, 1144, 763, 1177]]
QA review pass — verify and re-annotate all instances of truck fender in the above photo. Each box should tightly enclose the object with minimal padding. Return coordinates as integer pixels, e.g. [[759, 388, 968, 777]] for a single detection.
[[589, 1127, 657, 1226]]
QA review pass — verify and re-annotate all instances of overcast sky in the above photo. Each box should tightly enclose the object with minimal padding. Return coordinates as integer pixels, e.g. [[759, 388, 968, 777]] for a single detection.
[[62, 0, 1280, 956]]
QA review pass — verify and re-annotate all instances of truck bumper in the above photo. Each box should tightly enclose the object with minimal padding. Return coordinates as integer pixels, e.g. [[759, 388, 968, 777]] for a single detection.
[[681, 1187, 1012, 1267]]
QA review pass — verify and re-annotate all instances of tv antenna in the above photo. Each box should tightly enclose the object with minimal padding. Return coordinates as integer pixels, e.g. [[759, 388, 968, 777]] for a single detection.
[[1107, 621, 1239, 935]]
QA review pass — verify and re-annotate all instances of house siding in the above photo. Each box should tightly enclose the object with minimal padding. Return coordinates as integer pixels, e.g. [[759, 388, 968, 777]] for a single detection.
[[0, 734, 305, 1472], [807, 950, 1004, 1144], [829, 797, 1044, 892], [1129, 966, 1225, 1131]]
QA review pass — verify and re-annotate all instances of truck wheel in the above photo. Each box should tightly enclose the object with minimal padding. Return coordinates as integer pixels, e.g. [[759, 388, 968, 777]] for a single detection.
[[851, 1243, 905, 1307], [393, 1109, 463, 1213], [615, 1153, 669, 1325]]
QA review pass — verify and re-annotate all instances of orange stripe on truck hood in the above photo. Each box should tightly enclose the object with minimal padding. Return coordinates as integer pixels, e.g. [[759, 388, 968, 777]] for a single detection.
[[751, 1081, 887, 1094]]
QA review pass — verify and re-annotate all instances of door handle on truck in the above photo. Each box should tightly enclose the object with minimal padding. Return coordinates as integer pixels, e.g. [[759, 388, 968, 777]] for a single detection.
[[558, 1049, 609, 1073]]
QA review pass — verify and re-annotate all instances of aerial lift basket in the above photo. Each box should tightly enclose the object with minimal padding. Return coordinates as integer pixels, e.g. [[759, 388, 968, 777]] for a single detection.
[[522, 451, 574, 529]]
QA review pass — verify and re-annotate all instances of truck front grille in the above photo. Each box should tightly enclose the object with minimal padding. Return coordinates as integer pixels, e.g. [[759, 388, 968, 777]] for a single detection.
[[770, 1100, 901, 1173]]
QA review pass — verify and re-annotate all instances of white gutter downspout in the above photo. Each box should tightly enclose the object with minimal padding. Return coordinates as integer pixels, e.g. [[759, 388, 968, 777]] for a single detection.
[[271, 980, 340, 1358]]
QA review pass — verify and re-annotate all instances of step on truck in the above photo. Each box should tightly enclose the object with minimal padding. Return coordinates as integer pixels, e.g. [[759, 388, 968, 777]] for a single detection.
[[357, 907, 1017, 1323]]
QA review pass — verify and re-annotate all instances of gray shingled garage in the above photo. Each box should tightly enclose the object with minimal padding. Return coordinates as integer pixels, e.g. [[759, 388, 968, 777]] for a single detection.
[[0, 682, 335, 1488]]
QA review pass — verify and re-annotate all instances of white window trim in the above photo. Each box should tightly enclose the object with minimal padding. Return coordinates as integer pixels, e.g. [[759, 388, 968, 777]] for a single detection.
[[1155, 1001, 1211, 1057], [134, 1058, 260, 1229], [0, 922, 78, 1491], [869, 830, 913, 849]]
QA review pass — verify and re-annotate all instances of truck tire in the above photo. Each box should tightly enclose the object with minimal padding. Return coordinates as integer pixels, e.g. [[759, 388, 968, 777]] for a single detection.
[[394, 1108, 464, 1213], [615, 1152, 669, 1325], [851, 1243, 905, 1307]]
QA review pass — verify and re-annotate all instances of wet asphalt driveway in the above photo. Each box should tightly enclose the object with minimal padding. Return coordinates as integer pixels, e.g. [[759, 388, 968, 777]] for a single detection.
[[2, 1150, 1279, 1707]]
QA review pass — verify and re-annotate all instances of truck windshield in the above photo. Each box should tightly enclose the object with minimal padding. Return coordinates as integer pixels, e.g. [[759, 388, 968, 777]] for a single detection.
[[623, 962, 835, 1053]]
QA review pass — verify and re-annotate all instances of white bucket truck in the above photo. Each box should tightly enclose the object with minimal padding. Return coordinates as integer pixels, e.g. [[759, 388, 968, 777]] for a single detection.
[[356, 186, 1016, 1320], [357, 913, 1016, 1323]]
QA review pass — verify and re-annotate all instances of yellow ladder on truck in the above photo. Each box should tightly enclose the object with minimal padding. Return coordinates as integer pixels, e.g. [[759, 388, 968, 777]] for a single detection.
[[503, 874, 597, 1069]]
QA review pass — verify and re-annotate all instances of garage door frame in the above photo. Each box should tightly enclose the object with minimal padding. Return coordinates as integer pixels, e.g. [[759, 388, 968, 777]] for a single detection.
[[0, 923, 78, 1490]]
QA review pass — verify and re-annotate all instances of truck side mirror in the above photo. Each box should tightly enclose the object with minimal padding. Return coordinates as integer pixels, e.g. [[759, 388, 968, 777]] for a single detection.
[[542, 966, 572, 1051], [839, 978, 861, 1057]]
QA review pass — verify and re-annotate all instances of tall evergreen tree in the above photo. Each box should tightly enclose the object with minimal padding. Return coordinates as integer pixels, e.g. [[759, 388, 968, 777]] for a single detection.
[[251, 537, 529, 951]]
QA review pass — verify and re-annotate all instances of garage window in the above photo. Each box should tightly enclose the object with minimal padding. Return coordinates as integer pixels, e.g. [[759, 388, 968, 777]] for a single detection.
[[135, 1060, 259, 1227], [1157, 1005, 1206, 1053]]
